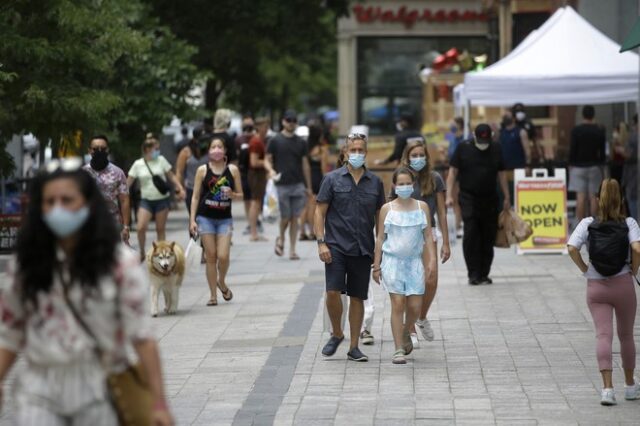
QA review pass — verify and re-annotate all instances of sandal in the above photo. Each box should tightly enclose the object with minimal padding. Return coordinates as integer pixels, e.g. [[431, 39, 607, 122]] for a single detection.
[[250, 236, 268, 242], [206, 299, 218, 306], [392, 349, 407, 364], [274, 237, 284, 256], [290, 253, 300, 261], [218, 283, 233, 301], [403, 330, 414, 355]]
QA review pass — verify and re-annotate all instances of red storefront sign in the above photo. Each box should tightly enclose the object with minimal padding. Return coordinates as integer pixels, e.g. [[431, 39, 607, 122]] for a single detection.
[[352, 5, 490, 28]]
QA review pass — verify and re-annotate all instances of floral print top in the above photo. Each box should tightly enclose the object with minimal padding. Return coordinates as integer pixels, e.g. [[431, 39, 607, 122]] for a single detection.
[[83, 163, 129, 225], [0, 245, 152, 370]]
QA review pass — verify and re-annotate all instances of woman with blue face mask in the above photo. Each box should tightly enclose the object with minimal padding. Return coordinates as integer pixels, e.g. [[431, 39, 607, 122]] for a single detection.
[[372, 168, 436, 364], [127, 135, 185, 261], [396, 141, 450, 347], [0, 161, 174, 425]]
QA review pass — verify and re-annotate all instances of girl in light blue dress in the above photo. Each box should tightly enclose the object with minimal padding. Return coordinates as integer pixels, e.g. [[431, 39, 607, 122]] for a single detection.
[[373, 168, 436, 364]]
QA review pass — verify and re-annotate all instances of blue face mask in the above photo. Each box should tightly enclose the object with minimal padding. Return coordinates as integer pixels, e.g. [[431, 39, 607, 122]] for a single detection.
[[348, 153, 365, 169], [151, 149, 160, 160], [43, 205, 90, 238], [395, 184, 414, 199], [410, 157, 426, 171], [450, 125, 458, 133]]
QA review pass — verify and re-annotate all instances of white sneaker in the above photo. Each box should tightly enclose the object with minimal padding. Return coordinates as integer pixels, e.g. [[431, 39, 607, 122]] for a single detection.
[[625, 379, 640, 400], [601, 388, 617, 406], [410, 333, 419, 349], [416, 319, 434, 341]]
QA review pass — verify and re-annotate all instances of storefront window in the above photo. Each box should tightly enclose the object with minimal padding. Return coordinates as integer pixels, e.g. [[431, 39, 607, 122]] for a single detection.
[[357, 36, 490, 135]]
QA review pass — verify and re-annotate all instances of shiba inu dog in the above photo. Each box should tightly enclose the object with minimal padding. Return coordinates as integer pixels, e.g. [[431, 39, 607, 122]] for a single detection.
[[147, 241, 185, 317]]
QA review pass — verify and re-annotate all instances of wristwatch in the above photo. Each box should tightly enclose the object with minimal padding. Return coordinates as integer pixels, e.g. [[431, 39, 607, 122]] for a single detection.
[[317, 238, 326, 245]]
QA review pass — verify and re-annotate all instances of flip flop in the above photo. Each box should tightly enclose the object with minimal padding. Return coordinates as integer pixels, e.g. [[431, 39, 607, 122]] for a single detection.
[[218, 283, 233, 301], [206, 299, 218, 306], [250, 236, 268, 242], [290, 253, 300, 261], [274, 237, 284, 256]]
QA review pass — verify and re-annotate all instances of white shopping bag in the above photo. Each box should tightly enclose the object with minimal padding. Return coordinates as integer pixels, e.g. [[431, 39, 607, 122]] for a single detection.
[[262, 178, 280, 222], [184, 237, 203, 269]]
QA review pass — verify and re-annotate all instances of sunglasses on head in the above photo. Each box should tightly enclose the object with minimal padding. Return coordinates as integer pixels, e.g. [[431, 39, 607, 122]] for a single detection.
[[347, 133, 367, 141], [44, 157, 83, 174]]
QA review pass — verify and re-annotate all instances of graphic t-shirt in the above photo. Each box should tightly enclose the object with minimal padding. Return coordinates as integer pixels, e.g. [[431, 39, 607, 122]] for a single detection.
[[127, 156, 172, 201]]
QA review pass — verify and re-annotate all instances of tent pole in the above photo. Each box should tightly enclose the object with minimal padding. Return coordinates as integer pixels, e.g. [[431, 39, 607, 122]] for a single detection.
[[637, 40, 640, 220], [464, 100, 471, 139]]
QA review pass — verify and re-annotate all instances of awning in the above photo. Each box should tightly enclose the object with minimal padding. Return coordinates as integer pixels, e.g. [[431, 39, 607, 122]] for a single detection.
[[621, 17, 640, 53]]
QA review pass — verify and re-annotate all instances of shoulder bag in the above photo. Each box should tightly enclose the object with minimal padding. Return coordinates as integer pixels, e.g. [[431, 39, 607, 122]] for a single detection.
[[143, 159, 170, 195], [60, 270, 152, 425]]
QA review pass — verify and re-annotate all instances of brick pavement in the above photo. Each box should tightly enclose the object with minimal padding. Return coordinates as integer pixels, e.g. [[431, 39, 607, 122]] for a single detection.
[[1, 206, 640, 425]]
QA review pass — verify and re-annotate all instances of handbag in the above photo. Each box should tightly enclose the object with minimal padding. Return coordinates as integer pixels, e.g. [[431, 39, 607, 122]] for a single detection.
[[61, 270, 152, 425], [144, 159, 170, 195]]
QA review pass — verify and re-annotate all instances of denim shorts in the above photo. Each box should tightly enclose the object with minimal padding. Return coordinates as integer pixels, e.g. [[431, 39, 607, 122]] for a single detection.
[[196, 216, 233, 235], [140, 198, 170, 215]]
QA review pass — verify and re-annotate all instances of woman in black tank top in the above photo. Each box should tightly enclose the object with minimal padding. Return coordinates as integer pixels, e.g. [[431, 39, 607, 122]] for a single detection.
[[189, 137, 243, 306]]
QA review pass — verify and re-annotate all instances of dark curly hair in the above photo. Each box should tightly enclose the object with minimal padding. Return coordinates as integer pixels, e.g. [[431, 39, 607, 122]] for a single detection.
[[15, 168, 120, 307]]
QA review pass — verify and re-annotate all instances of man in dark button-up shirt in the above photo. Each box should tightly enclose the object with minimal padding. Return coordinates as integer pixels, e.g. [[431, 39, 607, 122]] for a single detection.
[[314, 134, 385, 362]]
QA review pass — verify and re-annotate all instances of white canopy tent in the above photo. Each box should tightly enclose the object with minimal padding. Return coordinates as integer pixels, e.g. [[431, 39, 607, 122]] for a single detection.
[[455, 6, 639, 111]]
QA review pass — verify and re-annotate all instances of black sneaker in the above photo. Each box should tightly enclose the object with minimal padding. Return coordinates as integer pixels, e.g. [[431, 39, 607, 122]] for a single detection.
[[322, 335, 344, 357], [468, 278, 481, 285], [480, 277, 493, 284], [347, 347, 369, 362]]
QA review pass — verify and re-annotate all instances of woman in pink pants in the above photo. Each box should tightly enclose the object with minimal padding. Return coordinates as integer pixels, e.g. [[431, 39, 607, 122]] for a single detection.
[[568, 178, 640, 406]]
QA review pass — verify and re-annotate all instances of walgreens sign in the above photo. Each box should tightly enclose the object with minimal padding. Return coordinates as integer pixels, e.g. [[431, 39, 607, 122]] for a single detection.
[[352, 4, 490, 28]]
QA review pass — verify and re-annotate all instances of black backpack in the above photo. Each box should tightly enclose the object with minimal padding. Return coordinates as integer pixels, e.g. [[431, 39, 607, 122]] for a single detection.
[[587, 219, 629, 276]]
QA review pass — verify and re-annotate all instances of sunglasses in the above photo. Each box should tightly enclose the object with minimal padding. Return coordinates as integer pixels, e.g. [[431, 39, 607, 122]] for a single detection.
[[44, 157, 83, 174], [347, 133, 368, 140], [284, 117, 297, 123]]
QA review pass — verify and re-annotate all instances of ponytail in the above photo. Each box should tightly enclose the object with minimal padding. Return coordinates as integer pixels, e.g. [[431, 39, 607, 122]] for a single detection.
[[597, 178, 625, 222]]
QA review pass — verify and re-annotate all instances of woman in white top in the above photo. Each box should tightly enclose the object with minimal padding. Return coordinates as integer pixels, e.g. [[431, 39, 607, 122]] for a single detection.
[[567, 178, 640, 406], [127, 135, 184, 261], [0, 160, 173, 424]]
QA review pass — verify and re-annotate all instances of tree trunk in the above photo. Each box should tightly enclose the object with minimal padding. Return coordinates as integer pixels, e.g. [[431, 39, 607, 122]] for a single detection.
[[205, 78, 224, 110]]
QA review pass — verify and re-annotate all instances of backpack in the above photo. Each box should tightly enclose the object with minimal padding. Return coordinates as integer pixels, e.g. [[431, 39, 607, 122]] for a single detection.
[[587, 219, 629, 276]]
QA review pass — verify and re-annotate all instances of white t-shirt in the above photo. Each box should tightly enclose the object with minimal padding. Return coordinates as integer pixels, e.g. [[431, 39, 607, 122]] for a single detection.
[[128, 156, 172, 201], [567, 217, 640, 279]]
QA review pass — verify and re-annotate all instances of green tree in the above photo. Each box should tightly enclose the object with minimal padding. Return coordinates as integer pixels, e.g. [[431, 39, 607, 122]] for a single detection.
[[0, 0, 202, 171], [149, 0, 348, 113]]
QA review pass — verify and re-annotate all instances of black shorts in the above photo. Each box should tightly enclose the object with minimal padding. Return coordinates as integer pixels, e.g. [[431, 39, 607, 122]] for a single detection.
[[325, 247, 371, 300]]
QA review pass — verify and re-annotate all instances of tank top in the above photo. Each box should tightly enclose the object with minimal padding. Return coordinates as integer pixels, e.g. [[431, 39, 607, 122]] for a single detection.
[[196, 164, 235, 219], [382, 200, 427, 259], [185, 154, 208, 190]]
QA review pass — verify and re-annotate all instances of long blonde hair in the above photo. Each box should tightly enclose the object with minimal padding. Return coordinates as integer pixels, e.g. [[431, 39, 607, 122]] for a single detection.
[[400, 140, 434, 196], [597, 178, 625, 222]]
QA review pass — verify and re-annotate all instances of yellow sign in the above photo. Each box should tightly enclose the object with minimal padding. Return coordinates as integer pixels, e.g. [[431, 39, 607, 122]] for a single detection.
[[516, 178, 568, 253]]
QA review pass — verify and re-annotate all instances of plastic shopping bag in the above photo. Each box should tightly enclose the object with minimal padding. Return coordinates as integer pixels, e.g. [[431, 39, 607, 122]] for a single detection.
[[262, 178, 280, 222], [184, 237, 203, 269]]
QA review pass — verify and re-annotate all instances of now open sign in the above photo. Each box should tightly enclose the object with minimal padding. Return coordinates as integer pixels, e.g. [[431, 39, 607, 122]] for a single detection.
[[514, 169, 569, 255]]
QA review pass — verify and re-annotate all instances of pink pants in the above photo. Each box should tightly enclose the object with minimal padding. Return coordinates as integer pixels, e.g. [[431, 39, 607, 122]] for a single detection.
[[586, 273, 637, 371]]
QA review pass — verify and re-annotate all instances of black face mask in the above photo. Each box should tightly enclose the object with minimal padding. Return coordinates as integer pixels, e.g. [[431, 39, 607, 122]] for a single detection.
[[502, 118, 514, 127], [90, 149, 109, 171]]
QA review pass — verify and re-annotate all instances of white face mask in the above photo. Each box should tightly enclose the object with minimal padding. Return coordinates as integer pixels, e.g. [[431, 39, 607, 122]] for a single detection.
[[475, 142, 490, 151], [515, 111, 526, 121]]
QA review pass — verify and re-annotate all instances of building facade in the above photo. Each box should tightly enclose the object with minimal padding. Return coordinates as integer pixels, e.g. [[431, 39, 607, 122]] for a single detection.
[[337, 0, 496, 136]]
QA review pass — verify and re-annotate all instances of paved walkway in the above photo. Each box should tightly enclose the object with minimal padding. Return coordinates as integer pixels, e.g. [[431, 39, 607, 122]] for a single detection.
[[1, 206, 640, 425]]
